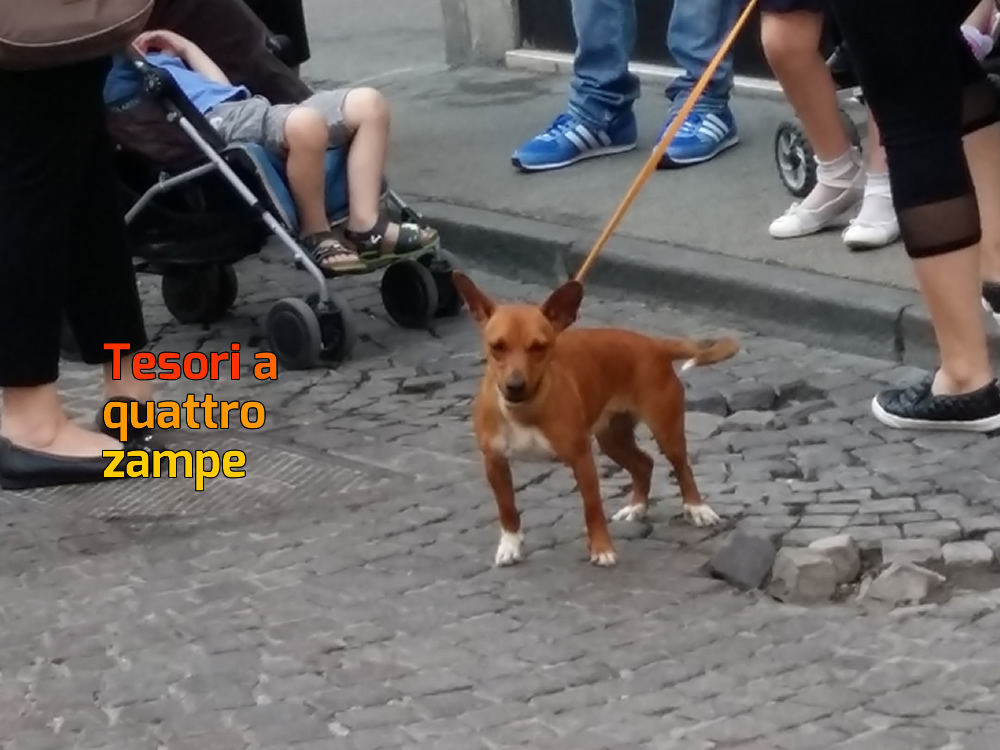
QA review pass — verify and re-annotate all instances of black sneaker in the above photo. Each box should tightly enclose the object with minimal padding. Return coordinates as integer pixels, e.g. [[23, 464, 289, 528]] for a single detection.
[[982, 281, 1000, 325], [871, 376, 1000, 433]]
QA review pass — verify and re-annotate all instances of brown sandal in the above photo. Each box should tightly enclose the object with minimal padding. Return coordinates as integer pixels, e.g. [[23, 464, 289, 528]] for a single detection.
[[344, 215, 439, 259], [301, 232, 367, 275]]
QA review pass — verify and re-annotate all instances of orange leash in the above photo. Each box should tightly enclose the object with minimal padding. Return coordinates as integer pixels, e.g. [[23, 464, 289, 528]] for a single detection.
[[574, 0, 761, 283]]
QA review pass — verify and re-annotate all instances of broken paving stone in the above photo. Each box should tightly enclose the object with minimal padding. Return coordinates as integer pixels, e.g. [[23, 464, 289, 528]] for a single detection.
[[881, 538, 943, 569], [942, 541, 995, 571], [808, 534, 861, 585], [707, 530, 777, 590], [718, 410, 777, 432], [859, 561, 946, 607], [722, 382, 778, 412], [398, 375, 450, 394], [768, 548, 837, 604]]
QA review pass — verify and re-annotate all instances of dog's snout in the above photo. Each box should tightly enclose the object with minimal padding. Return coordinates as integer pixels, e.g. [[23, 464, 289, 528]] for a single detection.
[[504, 371, 527, 401]]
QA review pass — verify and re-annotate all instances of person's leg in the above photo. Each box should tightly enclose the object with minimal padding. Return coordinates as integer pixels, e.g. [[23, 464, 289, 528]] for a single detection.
[[315, 88, 437, 256], [658, 0, 741, 167], [257, 101, 365, 273], [0, 60, 123, 459], [842, 109, 900, 249], [512, 0, 638, 172], [763, 6, 864, 238], [969, 123, 1000, 320], [830, 0, 1000, 431]]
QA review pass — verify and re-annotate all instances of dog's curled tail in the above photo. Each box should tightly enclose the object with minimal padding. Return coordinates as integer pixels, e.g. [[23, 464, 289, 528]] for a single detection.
[[659, 337, 741, 371]]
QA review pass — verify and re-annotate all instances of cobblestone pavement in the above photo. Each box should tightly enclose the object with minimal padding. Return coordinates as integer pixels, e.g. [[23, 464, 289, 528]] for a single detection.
[[4, 247, 1000, 750]]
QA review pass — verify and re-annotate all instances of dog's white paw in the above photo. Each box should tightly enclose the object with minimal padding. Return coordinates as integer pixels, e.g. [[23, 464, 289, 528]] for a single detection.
[[494, 530, 524, 566], [612, 503, 648, 522], [684, 503, 721, 527], [590, 549, 618, 566]]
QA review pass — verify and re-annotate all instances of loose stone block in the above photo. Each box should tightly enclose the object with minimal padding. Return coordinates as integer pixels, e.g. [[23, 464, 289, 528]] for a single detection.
[[768, 548, 837, 604], [859, 562, 945, 607], [942, 541, 995, 571], [707, 530, 777, 590], [808, 534, 861, 584], [881, 538, 943, 569]]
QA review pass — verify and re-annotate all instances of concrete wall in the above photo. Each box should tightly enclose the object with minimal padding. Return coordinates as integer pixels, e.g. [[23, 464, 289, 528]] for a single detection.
[[439, 0, 520, 66]]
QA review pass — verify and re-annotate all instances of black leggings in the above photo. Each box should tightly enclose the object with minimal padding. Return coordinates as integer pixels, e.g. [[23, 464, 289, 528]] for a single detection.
[[829, 0, 1000, 258], [0, 59, 147, 388]]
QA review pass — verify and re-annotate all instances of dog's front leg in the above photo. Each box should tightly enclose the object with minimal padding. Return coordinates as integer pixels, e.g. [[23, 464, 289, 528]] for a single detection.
[[483, 451, 523, 566], [568, 445, 617, 566]]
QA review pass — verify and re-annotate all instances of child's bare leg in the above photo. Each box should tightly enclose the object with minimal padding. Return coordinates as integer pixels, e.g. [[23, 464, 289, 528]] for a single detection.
[[763, 11, 864, 239], [843, 108, 900, 250], [284, 108, 334, 237], [339, 87, 438, 254], [282, 107, 362, 272], [341, 88, 389, 233]]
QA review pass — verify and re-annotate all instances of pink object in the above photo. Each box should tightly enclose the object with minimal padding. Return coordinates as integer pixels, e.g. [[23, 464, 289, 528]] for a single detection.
[[962, 24, 994, 61]]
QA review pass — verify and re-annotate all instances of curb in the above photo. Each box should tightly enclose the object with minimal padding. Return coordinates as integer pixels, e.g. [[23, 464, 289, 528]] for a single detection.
[[503, 49, 866, 109], [408, 198, 1000, 367]]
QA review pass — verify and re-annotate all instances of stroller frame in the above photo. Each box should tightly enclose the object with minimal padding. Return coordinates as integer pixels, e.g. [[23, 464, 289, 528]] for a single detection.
[[114, 55, 462, 369]]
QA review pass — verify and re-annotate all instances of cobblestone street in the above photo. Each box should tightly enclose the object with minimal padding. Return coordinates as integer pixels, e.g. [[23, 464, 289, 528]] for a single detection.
[[4, 248, 1000, 749]]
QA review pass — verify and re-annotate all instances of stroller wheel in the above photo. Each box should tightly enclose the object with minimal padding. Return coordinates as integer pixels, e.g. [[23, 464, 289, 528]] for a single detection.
[[266, 298, 322, 371], [774, 118, 817, 199], [213, 265, 240, 317], [418, 248, 463, 319], [380, 258, 439, 329], [306, 290, 358, 364], [161, 266, 224, 325], [59, 318, 83, 363]]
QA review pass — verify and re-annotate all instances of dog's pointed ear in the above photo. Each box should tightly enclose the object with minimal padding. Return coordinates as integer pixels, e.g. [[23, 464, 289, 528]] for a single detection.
[[540, 279, 583, 332], [451, 271, 496, 325]]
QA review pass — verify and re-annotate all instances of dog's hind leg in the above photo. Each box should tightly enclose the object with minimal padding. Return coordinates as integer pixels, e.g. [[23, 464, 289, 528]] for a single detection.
[[597, 414, 654, 523], [641, 385, 721, 528]]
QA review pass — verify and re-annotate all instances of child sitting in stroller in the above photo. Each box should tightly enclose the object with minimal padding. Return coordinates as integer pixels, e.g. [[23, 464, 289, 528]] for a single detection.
[[126, 29, 438, 275]]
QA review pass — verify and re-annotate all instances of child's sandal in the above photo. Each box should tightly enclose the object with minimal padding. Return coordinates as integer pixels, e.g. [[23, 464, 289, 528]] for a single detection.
[[301, 231, 367, 275], [344, 216, 439, 259]]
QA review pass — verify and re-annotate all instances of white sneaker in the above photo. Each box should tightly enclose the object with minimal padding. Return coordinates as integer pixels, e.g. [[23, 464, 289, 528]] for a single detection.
[[769, 186, 863, 239], [842, 216, 900, 250]]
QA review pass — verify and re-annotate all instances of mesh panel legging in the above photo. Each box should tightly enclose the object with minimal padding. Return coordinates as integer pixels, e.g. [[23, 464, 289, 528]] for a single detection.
[[829, 0, 1000, 258]]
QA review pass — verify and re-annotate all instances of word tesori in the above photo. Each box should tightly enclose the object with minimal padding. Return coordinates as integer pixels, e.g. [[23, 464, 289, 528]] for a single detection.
[[103, 342, 278, 381]]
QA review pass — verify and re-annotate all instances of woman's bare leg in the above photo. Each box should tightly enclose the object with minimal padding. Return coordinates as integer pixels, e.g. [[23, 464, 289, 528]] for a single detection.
[[763, 10, 864, 239], [966, 123, 1000, 305], [1, 385, 120, 456]]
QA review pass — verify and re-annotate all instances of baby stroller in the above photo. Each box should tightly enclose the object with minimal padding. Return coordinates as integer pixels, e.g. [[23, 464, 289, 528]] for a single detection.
[[774, 11, 1000, 199], [96, 0, 462, 371]]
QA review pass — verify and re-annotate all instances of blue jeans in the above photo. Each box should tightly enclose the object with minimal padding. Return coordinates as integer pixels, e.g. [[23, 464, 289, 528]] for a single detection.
[[568, 0, 743, 130]]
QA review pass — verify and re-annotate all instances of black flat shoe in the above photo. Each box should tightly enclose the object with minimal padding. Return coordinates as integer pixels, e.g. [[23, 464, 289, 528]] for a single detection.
[[0, 438, 118, 490], [96, 397, 166, 453]]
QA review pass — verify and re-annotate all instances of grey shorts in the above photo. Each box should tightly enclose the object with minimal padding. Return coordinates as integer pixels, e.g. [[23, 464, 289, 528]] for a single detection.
[[206, 89, 352, 155]]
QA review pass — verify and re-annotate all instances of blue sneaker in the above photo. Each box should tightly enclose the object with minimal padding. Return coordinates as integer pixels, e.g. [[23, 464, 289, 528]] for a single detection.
[[512, 112, 638, 172], [657, 107, 739, 169]]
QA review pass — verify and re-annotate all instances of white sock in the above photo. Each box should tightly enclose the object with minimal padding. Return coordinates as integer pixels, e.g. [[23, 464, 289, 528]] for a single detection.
[[801, 148, 863, 211], [853, 171, 897, 227]]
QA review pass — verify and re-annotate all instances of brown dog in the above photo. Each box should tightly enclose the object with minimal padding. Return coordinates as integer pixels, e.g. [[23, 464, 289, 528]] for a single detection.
[[453, 271, 740, 567]]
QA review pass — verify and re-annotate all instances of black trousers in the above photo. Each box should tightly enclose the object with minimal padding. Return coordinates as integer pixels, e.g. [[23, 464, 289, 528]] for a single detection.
[[0, 58, 147, 388], [828, 0, 1000, 258]]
